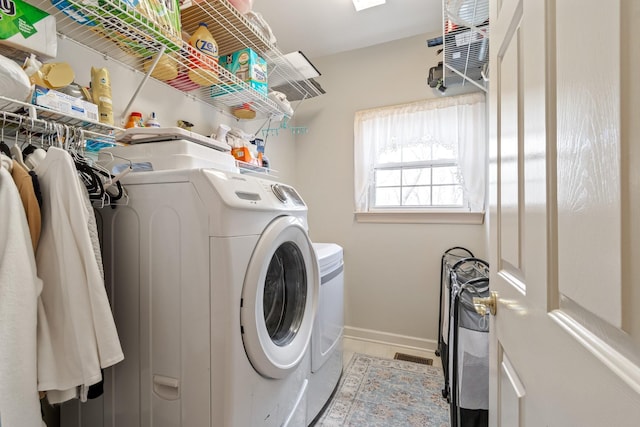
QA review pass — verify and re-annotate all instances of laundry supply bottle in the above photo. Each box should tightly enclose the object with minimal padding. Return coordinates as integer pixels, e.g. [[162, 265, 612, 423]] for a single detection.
[[145, 112, 161, 128], [125, 112, 143, 129], [188, 22, 220, 86], [91, 66, 114, 126]]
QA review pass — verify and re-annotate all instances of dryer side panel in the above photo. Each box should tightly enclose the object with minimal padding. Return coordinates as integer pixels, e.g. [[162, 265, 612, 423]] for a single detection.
[[62, 181, 212, 427]]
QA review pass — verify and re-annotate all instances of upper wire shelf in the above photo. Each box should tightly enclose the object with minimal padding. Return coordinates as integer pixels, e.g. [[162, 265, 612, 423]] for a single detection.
[[442, 0, 489, 92], [17, 0, 321, 120]]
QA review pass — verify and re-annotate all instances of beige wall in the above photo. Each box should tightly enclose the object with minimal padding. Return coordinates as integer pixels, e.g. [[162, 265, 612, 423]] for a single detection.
[[292, 32, 488, 349]]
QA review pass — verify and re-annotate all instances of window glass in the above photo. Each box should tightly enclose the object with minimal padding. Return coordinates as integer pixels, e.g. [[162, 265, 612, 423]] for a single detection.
[[375, 169, 401, 187], [402, 186, 431, 206], [375, 187, 401, 207], [402, 168, 431, 186], [433, 185, 464, 206], [433, 166, 462, 185]]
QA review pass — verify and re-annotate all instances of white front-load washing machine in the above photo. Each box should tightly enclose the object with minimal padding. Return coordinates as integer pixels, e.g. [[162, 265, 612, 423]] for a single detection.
[[307, 243, 344, 424], [61, 142, 319, 427]]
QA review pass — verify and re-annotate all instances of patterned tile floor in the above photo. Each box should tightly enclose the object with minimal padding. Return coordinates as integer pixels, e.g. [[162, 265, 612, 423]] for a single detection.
[[342, 337, 442, 370]]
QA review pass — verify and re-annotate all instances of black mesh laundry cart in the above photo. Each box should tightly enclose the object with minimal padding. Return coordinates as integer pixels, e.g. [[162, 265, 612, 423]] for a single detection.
[[450, 277, 490, 427], [436, 247, 489, 427]]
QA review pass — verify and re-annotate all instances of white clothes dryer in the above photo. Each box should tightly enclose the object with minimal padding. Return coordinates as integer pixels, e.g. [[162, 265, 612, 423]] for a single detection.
[[307, 243, 344, 424], [61, 149, 319, 427]]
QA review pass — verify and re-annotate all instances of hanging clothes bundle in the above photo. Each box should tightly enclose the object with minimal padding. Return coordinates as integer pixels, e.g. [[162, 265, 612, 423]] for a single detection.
[[0, 110, 126, 425], [0, 153, 45, 427]]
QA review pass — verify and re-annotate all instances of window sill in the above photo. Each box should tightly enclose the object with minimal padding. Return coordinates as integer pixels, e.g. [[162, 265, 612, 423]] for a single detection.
[[354, 210, 485, 224]]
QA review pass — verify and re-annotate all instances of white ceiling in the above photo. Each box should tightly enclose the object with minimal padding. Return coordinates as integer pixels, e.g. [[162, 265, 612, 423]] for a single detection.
[[252, 0, 443, 60]]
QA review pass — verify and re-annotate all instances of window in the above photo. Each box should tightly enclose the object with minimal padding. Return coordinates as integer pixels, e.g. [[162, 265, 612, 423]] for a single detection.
[[354, 93, 486, 218]]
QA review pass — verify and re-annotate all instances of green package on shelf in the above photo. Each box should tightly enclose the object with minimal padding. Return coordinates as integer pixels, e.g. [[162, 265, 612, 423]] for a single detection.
[[51, 0, 182, 57]]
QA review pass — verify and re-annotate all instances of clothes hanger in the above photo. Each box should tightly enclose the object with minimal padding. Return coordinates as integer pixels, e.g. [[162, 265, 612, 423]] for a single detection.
[[23, 123, 47, 170], [0, 113, 11, 157], [21, 118, 38, 158], [67, 128, 116, 204]]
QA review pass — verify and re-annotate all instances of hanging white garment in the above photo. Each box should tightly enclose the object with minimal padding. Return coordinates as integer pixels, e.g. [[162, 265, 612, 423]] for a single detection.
[[0, 165, 46, 427], [34, 147, 123, 402]]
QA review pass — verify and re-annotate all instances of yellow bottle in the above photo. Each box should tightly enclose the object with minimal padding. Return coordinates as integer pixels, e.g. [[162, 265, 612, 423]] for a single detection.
[[91, 67, 114, 126], [188, 22, 219, 86]]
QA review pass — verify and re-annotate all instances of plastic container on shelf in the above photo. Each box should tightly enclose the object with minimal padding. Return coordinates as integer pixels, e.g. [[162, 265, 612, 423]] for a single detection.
[[91, 66, 114, 125], [125, 111, 143, 128], [187, 22, 219, 86], [145, 112, 161, 127]]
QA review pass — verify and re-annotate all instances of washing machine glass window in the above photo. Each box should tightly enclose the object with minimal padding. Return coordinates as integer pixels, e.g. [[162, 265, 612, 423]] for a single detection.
[[264, 241, 307, 346]]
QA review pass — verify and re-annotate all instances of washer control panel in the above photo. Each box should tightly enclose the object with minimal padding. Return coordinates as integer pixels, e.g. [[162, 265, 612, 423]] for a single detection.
[[270, 183, 305, 207]]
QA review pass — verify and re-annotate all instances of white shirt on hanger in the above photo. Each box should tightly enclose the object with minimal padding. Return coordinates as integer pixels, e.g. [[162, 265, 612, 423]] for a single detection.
[[34, 147, 123, 402]]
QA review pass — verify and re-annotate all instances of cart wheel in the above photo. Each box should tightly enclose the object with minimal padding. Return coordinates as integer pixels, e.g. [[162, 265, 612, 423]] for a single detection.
[[442, 389, 449, 399]]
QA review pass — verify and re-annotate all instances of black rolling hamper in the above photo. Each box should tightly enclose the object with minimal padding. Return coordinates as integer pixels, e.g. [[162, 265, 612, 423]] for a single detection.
[[436, 248, 490, 427], [450, 277, 490, 427]]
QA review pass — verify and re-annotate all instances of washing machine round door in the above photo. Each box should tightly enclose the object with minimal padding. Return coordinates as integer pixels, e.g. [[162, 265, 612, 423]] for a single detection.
[[241, 216, 319, 379]]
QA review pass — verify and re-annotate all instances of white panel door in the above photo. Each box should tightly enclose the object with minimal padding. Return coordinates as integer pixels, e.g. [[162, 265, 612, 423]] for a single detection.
[[488, 0, 640, 425]]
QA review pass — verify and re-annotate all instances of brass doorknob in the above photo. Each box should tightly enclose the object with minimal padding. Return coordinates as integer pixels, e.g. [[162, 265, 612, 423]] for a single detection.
[[473, 291, 498, 316]]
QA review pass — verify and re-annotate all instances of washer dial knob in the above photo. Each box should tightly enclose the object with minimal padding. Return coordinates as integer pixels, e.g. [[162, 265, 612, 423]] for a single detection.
[[271, 184, 288, 203]]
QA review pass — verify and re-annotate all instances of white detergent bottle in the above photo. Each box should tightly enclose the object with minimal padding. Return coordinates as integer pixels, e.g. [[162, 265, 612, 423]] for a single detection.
[[145, 112, 161, 128]]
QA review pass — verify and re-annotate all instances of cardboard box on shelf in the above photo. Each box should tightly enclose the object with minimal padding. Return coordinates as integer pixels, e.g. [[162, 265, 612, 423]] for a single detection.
[[32, 86, 99, 122], [0, 0, 57, 59], [211, 47, 267, 98]]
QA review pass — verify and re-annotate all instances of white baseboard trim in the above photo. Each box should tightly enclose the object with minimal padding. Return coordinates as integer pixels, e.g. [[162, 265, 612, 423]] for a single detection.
[[343, 326, 438, 353]]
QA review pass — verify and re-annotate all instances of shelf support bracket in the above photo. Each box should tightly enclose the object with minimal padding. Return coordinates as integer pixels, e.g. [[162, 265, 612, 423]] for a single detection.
[[119, 45, 167, 124]]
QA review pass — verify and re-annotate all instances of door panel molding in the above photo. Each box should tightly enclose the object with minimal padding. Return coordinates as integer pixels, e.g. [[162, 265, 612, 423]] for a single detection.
[[554, 0, 622, 329], [499, 351, 525, 427], [550, 302, 640, 395]]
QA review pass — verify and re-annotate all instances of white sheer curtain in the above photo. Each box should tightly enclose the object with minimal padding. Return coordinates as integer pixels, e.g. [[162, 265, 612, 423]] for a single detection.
[[354, 92, 486, 212]]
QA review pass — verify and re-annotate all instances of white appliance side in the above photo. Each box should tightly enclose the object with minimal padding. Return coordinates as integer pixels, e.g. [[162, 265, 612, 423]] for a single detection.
[[311, 243, 344, 372], [62, 168, 317, 427], [61, 179, 213, 426], [307, 243, 344, 424]]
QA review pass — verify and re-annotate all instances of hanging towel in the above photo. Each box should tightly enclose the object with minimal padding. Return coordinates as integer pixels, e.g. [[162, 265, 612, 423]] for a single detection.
[[34, 147, 123, 403], [0, 167, 46, 427]]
